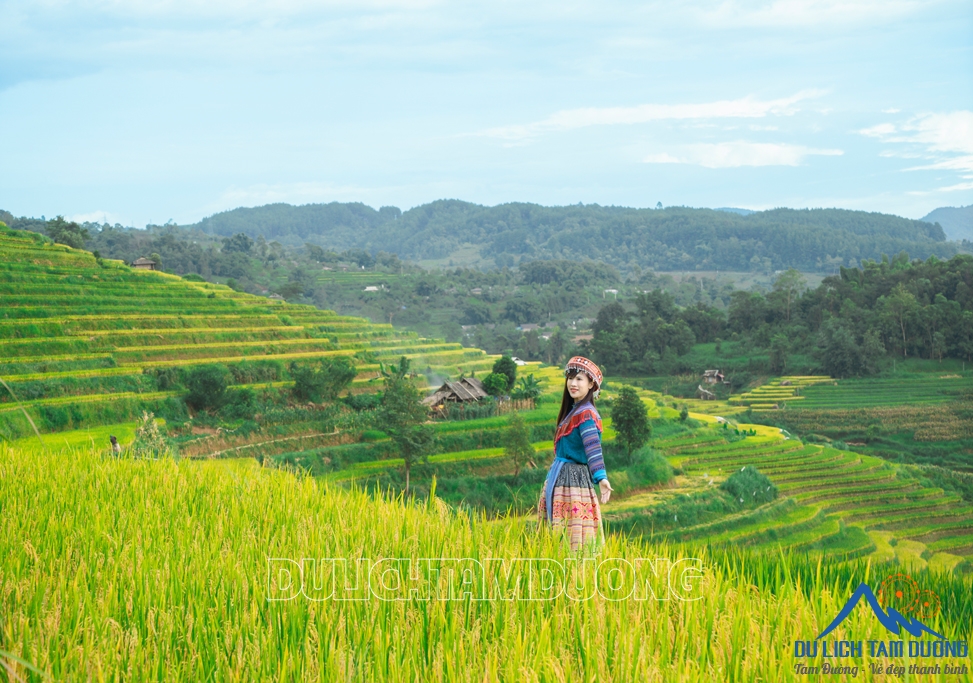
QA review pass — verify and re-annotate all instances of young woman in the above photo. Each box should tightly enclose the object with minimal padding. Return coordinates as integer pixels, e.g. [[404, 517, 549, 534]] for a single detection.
[[536, 356, 612, 553]]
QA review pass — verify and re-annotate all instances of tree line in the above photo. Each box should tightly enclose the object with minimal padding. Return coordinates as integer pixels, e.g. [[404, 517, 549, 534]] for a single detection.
[[40, 200, 964, 273], [583, 253, 973, 377]]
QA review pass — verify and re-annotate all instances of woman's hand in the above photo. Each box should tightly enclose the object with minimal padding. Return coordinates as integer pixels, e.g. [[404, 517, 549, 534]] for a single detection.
[[599, 479, 613, 504]]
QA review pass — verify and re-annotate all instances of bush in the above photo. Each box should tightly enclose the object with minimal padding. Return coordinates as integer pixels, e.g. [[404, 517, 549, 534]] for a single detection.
[[184, 364, 231, 412], [482, 373, 508, 397], [361, 429, 388, 442], [181, 273, 205, 282], [228, 360, 284, 385], [148, 367, 181, 391], [221, 388, 257, 420], [503, 412, 535, 476], [290, 357, 357, 403], [720, 466, 777, 507], [629, 446, 673, 488], [610, 386, 651, 461], [344, 392, 381, 412], [491, 355, 517, 391], [129, 411, 175, 459]]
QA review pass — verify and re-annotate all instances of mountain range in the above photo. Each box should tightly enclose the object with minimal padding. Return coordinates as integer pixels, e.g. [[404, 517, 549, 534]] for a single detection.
[[177, 201, 964, 273]]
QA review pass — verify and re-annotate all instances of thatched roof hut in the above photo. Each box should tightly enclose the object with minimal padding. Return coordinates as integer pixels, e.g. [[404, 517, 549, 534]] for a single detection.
[[131, 257, 158, 270], [423, 377, 488, 406]]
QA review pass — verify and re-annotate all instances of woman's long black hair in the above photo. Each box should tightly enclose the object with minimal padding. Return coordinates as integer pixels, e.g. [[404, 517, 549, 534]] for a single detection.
[[556, 377, 597, 426]]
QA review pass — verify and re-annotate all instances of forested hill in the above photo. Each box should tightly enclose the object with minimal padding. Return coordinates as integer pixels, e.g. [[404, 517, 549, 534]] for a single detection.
[[183, 201, 962, 272], [922, 204, 973, 242]]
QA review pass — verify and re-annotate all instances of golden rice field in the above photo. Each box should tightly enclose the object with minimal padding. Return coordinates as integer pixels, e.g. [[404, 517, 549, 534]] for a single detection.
[[2, 442, 971, 682]]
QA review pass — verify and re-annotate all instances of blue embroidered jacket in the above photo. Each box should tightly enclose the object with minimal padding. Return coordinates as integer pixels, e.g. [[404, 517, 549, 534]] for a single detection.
[[554, 407, 607, 484]]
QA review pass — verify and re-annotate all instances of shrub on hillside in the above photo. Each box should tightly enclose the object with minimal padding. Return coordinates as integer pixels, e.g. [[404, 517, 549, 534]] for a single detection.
[[289, 357, 357, 403], [503, 412, 535, 476], [720, 466, 777, 506], [629, 446, 674, 488], [184, 364, 231, 412], [491, 355, 517, 391], [482, 373, 509, 397], [228, 360, 284, 385], [129, 411, 175, 459], [611, 386, 651, 462], [221, 388, 257, 420], [344, 391, 381, 412]]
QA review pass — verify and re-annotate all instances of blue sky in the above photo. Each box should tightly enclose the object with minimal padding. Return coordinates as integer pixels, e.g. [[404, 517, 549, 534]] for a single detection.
[[1, 0, 971, 228]]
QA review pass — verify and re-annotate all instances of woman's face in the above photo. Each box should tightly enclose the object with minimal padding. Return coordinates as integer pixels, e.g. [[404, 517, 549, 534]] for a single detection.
[[566, 370, 592, 401]]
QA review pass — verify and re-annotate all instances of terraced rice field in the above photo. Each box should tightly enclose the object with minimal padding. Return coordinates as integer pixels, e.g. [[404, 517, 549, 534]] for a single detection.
[[609, 425, 973, 565], [0, 229, 499, 438], [5, 228, 970, 572], [730, 375, 832, 411], [8, 441, 972, 682], [789, 374, 973, 409]]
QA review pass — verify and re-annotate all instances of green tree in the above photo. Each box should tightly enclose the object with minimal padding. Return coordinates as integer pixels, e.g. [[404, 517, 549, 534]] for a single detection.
[[772, 269, 807, 322], [960, 311, 973, 362], [290, 357, 357, 403], [45, 216, 90, 249], [769, 334, 789, 374], [492, 355, 518, 391], [860, 329, 886, 375], [375, 357, 433, 493], [221, 233, 254, 254], [511, 374, 541, 400], [503, 412, 535, 476], [932, 331, 947, 363], [679, 406, 689, 422], [546, 326, 567, 365], [482, 372, 508, 397], [184, 364, 231, 412], [814, 320, 861, 378], [610, 385, 651, 463], [881, 284, 919, 357], [276, 281, 305, 301]]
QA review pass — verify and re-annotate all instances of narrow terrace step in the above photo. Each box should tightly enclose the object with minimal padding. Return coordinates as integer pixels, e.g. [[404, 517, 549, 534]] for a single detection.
[[792, 479, 916, 503]]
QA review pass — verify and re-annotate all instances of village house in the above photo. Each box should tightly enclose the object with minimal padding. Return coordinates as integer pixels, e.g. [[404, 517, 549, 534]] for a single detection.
[[130, 257, 158, 271], [702, 369, 726, 384], [422, 377, 489, 407]]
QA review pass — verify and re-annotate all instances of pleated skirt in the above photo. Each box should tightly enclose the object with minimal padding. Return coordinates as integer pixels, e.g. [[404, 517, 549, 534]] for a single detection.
[[536, 460, 604, 553]]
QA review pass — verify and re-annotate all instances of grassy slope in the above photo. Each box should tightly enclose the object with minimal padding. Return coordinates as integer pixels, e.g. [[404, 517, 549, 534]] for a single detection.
[[0, 228, 500, 439], [2, 442, 971, 681]]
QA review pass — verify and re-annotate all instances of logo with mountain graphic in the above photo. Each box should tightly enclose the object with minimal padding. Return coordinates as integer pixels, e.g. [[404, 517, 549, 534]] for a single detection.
[[816, 573, 944, 640]]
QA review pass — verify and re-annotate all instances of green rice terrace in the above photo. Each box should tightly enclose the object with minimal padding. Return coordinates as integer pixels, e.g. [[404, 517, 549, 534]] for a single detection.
[[0, 228, 501, 440], [2, 226, 972, 579]]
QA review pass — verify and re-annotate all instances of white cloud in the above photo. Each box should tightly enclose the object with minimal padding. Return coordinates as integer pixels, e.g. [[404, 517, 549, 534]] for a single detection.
[[861, 110, 973, 175], [859, 122, 897, 138], [479, 90, 826, 141], [214, 181, 380, 208], [67, 210, 121, 224], [24, 0, 441, 18], [697, 0, 924, 28], [643, 152, 683, 164], [643, 141, 843, 168]]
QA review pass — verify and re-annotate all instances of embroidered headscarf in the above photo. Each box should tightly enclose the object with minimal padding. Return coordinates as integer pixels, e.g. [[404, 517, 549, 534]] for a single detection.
[[564, 356, 603, 399], [554, 356, 604, 449]]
